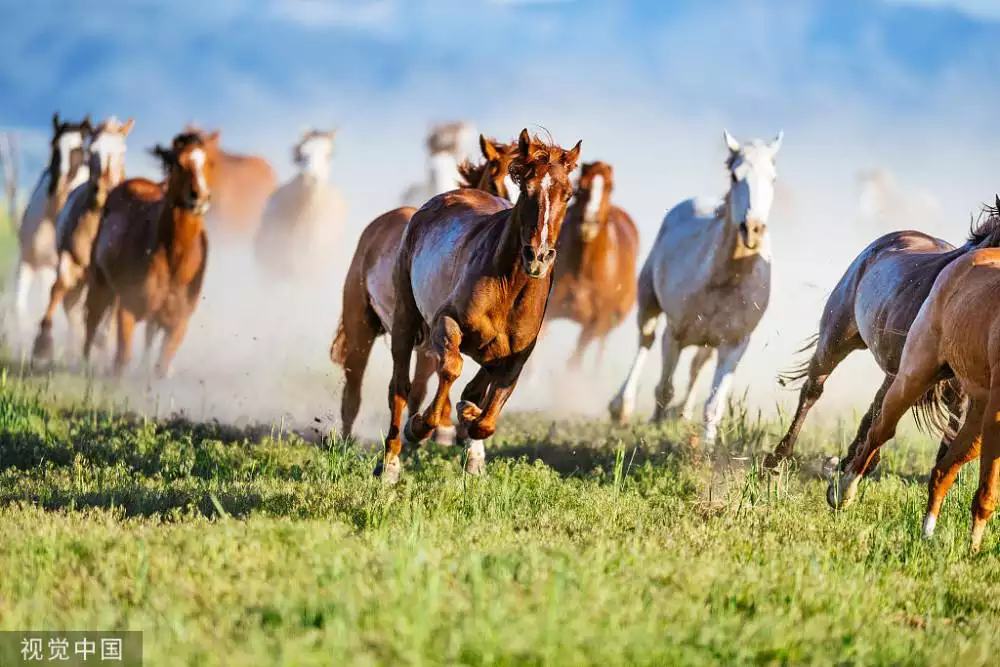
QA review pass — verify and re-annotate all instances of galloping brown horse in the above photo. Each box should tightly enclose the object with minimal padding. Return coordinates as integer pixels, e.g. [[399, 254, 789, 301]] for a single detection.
[[763, 219, 1000, 470], [379, 129, 581, 482], [547, 161, 639, 368], [33, 117, 134, 362], [329, 133, 518, 443], [183, 125, 276, 238], [829, 202, 1000, 552], [83, 132, 213, 378]]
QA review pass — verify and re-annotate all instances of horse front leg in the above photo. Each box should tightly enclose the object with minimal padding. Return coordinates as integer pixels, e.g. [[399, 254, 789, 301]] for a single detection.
[[456, 358, 525, 475], [406, 315, 463, 445], [154, 319, 190, 379], [701, 338, 750, 446]]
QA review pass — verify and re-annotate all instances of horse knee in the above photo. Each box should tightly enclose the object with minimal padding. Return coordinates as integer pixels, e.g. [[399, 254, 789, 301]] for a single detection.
[[802, 377, 824, 401]]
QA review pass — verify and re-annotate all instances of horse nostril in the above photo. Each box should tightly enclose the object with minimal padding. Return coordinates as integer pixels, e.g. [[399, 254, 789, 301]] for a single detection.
[[522, 246, 536, 264], [540, 248, 556, 263]]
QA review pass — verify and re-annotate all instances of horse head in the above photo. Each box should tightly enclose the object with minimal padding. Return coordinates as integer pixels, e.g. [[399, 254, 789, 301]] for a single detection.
[[509, 128, 582, 278], [293, 129, 336, 181], [575, 161, 615, 242], [151, 131, 217, 216], [48, 112, 94, 197], [723, 129, 782, 251]]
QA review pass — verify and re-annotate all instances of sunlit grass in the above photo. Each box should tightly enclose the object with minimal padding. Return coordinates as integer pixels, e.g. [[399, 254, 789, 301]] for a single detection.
[[0, 366, 996, 666]]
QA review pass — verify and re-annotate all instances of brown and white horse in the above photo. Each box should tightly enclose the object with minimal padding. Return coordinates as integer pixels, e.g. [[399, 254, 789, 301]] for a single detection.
[[828, 202, 1000, 552], [547, 161, 639, 368], [32, 116, 134, 363], [254, 129, 346, 279], [329, 133, 517, 444], [182, 125, 276, 239], [380, 129, 581, 482], [83, 132, 212, 378], [12, 114, 93, 339]]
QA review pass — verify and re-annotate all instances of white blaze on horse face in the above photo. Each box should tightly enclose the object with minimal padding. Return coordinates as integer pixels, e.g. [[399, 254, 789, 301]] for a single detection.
[[90, 131, 127, 185], [538, 173, 553, 246], [429, 152, 461, 196], [189, 148, 209, 196], [56, 130, 86, 183], [729, 143, 777, 227], [584, 174, 604, 222], [504, 174, 520, 203], [296, 135, 333, 181]]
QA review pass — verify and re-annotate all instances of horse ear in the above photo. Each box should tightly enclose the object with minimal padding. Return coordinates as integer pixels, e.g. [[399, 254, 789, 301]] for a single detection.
[[994, 194, 999, 213], [81, 115, 93, 135], [325, 129, 338, 141], [150, 145, 174, 167], [769, 130, 784, 157], [120, 118, 135, 136], [517, 129, 531, 159], [52, 113, 61, 133], [205, 130, 221, 145], [480, 134, 500, 162], [563, 140, 582, 171], [723, 129, 741, 153]]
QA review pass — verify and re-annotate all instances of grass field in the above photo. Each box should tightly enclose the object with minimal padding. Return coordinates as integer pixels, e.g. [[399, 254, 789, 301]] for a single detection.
[[0, 365, 998, 666]]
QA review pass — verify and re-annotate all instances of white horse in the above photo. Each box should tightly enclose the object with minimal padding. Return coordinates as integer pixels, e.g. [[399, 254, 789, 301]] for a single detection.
[[254, 128, 347, 280], [400, 121, 473, 207], [11, 114, 93, 342], [609, 130, 783, 445]]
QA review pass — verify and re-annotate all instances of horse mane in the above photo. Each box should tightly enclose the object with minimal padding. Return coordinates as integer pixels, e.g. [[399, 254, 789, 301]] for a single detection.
[[510, 134, 573, 185], [968, 200, 1000, 248], [457, 159, 486, 189]]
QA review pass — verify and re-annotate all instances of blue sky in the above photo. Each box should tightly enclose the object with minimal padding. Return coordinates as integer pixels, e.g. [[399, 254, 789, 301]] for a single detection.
[[4, 0, 999, 415]]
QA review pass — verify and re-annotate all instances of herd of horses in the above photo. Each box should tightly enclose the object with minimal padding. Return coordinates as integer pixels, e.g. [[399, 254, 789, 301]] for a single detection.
[[8, 114, 1000, 550]]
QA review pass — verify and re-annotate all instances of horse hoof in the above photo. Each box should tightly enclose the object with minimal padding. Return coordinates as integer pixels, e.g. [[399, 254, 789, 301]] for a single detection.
[[608, 396, 630, 424], [456, 400, 483, 425], [404, 415, 431, 447], [31, 332, 54, 363], [374, 456, 401, 484], [465, 440, 486, 475], [432, 425, 457, 446]]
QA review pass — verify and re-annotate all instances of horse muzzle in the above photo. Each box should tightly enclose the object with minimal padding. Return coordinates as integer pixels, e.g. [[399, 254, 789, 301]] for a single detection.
[[739, 219, 766, 251], [521, 245, 557, 279]]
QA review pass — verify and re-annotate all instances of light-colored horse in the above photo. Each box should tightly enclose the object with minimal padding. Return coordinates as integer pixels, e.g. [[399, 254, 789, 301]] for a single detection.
[[609, 130, 783, 445], [32, 116, 134, 362], [254, 129, 346, 279], [400, 122, 474, 207], [12, 114, 93, 340]]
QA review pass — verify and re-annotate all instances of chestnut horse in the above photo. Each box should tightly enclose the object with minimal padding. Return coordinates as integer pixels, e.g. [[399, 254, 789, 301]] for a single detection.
[[829, 203, 1000, 552], [329, 134, 517, 444], [457, 134, 519, 202], [33, 117, 134, 362], [547, 161, 639, 368], [254, 129, 346, 279], [12, 114, 93, 338], [183, 125, 276, 238], [83, 132, 212, 377], [379, 129, 581, 482], [763, 222, 986, 470]]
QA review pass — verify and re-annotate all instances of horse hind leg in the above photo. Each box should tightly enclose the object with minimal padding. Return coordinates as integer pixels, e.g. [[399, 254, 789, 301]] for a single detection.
[[923, 397, 984, 539], [765, 331, 865, 469], [970, 382, 1000, 552], [609, 274, 661, 424], [406, 315, 463, 446], [651, 333, 682, 423], [407, 348, 456, 448]]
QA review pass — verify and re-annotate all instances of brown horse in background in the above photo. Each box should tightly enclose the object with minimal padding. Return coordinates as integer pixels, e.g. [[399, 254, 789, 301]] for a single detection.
[[330, 134, 519, 444], [547, 161, 639, 368], [380, 129, 581, 483], [762, 214, 1000, 471], [829, 204, 1000, 552], [457, 134, 518, 201], [83, 132, 213, 378], [183, 124, 276, 238], [33, 117, 134, 362]]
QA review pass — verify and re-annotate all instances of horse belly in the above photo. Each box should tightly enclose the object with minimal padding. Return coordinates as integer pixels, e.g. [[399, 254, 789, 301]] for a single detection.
[[366, 252, 398, 332]]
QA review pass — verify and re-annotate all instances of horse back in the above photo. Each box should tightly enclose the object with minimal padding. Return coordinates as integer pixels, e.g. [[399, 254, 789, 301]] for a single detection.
[[354, 207, 417, 332], [94, 178, 165, 279]]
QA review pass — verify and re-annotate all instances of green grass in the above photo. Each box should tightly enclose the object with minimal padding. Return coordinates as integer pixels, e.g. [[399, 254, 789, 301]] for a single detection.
[[0, 369, 998, 665]]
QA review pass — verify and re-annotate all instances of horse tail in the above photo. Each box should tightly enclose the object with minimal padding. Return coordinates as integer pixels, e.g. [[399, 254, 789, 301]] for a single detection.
[[776, 332, 820, 389], [329, 316, 348, 366], [912, 378, 960, 441]]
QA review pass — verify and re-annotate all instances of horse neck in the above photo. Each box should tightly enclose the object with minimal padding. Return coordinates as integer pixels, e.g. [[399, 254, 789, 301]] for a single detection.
[[707, 190, 762, 286], [158, 193, 203, 258]]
